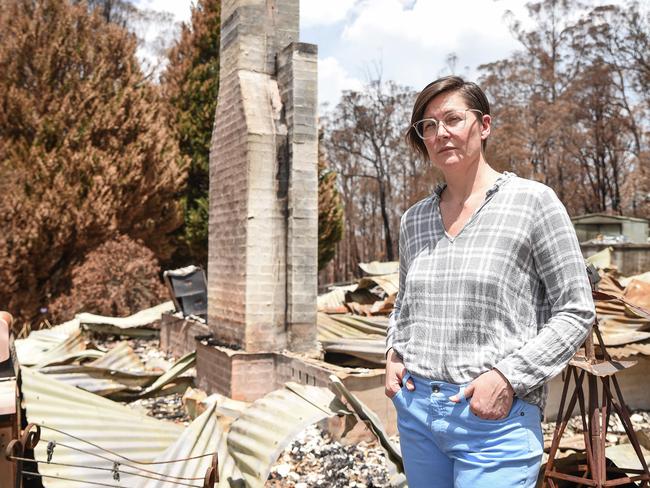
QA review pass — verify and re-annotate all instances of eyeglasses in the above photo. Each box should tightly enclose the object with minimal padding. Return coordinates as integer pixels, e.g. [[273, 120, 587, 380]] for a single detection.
[[412, 109, 484, 140]]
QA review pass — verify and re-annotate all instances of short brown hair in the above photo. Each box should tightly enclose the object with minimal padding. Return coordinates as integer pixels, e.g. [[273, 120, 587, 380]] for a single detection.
[[407, 76, 490, 160]]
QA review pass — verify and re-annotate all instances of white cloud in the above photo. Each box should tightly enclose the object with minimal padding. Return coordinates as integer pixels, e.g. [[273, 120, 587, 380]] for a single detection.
[[135, 0, 192, 23], [300, 0, 358, 28], [318, 57, 364, 109], [342, 0, 528, 52]]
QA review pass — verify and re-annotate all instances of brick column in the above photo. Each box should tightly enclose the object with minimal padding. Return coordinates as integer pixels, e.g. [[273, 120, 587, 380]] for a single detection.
[[207, 0, 317, 355], [277, 43, 319, 353]]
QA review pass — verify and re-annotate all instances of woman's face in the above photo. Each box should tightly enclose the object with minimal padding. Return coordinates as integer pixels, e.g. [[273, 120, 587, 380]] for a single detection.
[[421, 91, 490, 171]]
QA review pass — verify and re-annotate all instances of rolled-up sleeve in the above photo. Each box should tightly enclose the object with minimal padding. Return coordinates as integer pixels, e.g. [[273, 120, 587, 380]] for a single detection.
[[494, 188, 595, 397]]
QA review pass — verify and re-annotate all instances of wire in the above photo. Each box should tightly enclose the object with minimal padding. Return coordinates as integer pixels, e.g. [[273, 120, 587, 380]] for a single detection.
[[11, 456, 205, 486], [22, 470, 135, 488], [39, 424, 217, 464], [38, 437, 210, 483]]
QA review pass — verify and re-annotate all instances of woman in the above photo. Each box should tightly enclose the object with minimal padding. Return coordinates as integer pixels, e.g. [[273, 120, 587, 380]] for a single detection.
[[385, 76, 595, 487]]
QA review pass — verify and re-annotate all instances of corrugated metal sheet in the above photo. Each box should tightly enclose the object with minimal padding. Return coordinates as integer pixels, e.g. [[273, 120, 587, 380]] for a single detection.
[[329, 375, 407, 487], [36, 351, 196, 401], [620, 271, 650, 287], [21, 368, 406, 487], [586, 247, 613, 269], [317, 313, 389, 365], [21, 367, 183, 488], [136, 403, 220, 488], [76, 301, 175, 329], [226, 382, 351, 488], [320, 338, 386, 364], [359, 261, 399, 276], [317, 287, 348, 311], [88, 342, 145, 371], [357, 273, 399, 296], [34, 350, 105, 368], [607, 343, 650, 359], [317, 313, 385, 340], [15, 320, 84, 367]]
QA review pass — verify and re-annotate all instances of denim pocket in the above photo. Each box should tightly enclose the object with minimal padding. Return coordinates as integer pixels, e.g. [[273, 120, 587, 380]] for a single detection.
[[390, 371, 411, 403], [468, 397, 527, 423]]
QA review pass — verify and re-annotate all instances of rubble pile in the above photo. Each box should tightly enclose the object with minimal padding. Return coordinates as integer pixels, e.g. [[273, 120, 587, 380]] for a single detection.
[[268, 425, 393, 488], [95, 334, 193, 423]]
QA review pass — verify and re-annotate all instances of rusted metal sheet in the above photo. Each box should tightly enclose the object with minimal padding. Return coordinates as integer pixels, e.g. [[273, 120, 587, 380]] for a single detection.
[[607, 343, 650, 359], [623, 278, 650, 310]]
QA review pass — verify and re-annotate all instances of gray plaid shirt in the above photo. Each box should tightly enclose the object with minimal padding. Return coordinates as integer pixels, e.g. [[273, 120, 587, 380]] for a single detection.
[[387, 172, 595, 409]]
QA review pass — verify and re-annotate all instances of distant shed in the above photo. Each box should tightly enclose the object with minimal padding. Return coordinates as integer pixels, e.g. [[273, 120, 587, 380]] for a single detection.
[[571, 213, 649, 244]]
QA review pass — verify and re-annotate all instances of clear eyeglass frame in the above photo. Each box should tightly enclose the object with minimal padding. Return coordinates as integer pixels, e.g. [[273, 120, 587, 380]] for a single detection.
[[412, 108, 484, 140]]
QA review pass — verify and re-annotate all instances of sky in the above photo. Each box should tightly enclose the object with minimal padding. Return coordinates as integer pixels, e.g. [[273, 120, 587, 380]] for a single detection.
[[131, 0, 617, 112]]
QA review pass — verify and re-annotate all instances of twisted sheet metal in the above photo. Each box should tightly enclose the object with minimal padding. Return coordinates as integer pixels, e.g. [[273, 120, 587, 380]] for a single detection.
[[317, 313, 389, 364], [76, 301, 175, 329], [225, 382, 351, 488], [357, 274, 399, 296], [36, 351, 196, 401], [21, 367, 183, 488], [15, 320, 84, 367], [135, 403, 220, 488], [89, 342, 145, 371]]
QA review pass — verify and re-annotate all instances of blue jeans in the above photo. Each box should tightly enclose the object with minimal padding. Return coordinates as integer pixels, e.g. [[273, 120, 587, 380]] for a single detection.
[[392, 372, 543, 488]]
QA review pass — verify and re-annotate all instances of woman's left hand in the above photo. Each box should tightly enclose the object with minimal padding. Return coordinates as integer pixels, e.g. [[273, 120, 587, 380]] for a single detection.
[[449, 369, 515, 420]]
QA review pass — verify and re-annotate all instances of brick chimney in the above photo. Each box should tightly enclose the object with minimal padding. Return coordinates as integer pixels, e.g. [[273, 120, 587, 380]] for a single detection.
[[207, 0, 318, 355]]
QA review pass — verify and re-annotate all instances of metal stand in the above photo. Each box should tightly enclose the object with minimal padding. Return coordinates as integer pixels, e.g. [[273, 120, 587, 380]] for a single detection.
[[543, 292, 650, 487]]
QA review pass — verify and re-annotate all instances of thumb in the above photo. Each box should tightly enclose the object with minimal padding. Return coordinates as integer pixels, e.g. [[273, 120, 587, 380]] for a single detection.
[[449, 383, 474, 403], [405, 378, 415, 391]]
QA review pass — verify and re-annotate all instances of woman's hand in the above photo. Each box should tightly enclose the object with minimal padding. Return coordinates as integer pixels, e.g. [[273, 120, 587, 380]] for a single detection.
[[385, 348, 415, 398], [449, 369, 514, 419]]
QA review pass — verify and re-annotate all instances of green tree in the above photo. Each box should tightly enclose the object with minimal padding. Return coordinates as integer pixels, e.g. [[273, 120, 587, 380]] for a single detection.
[[162, 0, 220, 268], [0, 0, 185, 324]]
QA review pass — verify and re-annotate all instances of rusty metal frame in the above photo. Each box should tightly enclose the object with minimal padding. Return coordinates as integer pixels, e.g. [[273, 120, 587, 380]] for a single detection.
[[543, 303, 650, 487]]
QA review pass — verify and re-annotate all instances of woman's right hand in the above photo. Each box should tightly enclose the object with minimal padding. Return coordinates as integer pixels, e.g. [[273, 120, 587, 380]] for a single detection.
[[385, 348, 415, 398]]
